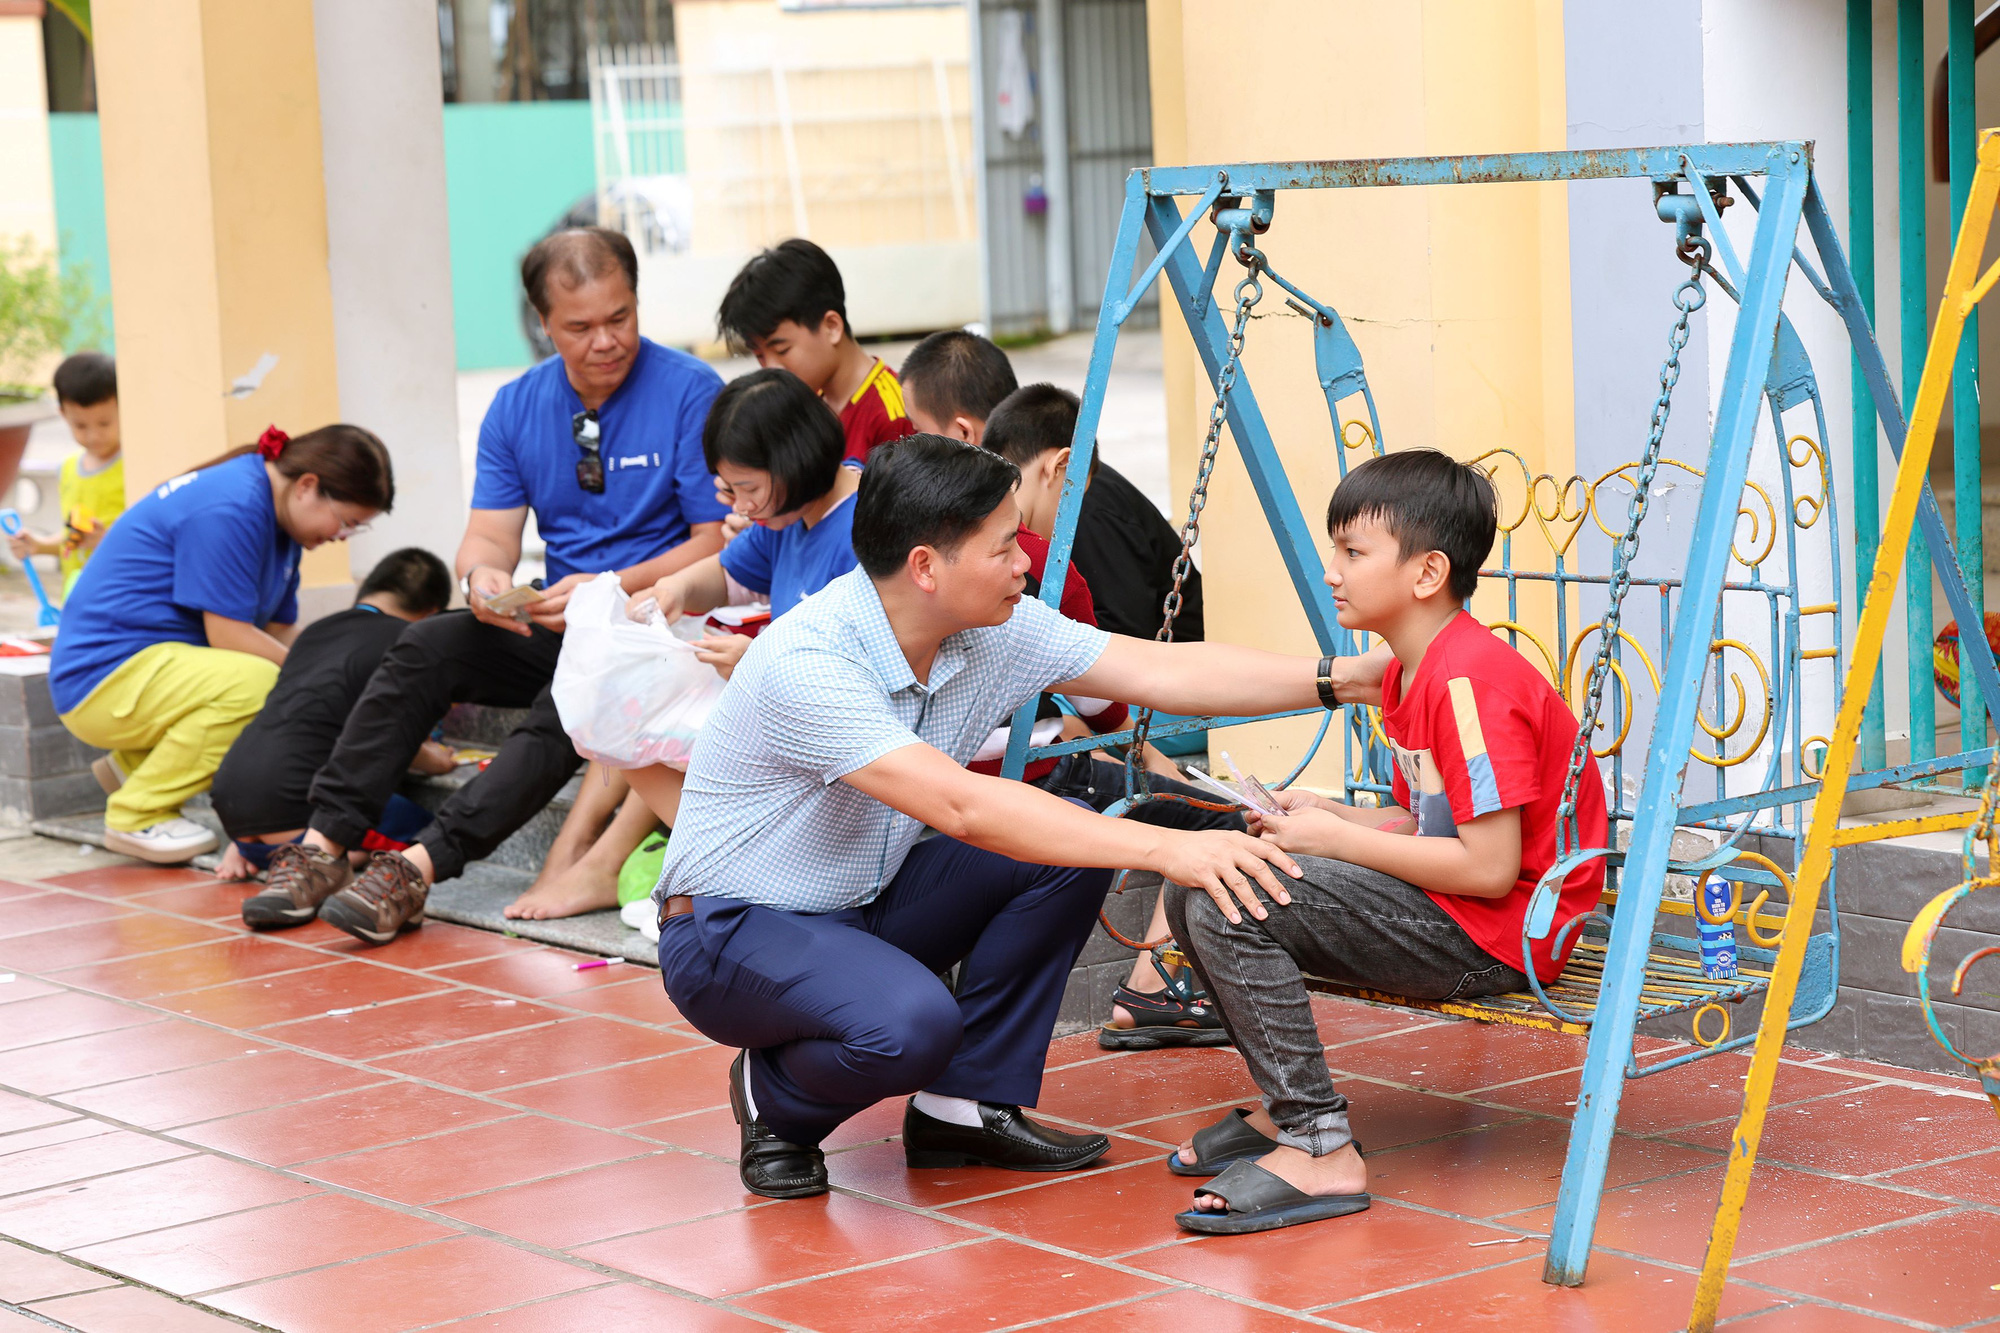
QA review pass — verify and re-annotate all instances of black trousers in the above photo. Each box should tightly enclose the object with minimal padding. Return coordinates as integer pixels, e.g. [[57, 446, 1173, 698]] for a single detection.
[[307, 611, 583, 882]]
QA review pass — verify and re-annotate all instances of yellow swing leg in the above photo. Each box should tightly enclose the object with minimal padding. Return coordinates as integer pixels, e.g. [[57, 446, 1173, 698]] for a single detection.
[[1687, 128, 2000, 1332]]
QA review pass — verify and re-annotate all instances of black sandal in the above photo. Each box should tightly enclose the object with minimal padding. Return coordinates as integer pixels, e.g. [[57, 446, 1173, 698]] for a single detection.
[[1165, 1107, 1362, 1177], [1175, 1158, 1370, 1235], [1098, 948, 1231, 1051]]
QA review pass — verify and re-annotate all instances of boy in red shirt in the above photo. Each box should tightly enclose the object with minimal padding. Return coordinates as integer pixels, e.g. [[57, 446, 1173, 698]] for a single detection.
[[1161, 448, 1607, 1236], [717, 239, 915, 462]]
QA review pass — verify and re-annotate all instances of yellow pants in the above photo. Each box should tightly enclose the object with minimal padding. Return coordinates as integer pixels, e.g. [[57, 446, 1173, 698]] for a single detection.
[[60, 641, 279, 832]]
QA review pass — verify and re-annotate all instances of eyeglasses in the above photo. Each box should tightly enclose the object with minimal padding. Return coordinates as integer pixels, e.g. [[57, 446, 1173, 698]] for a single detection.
[[333, 519, 373, 540], [572, 409, 605, 494]]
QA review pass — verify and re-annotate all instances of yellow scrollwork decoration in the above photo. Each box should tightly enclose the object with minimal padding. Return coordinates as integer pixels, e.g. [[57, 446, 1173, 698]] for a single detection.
[[1467, 447, 1534, 535], [1531, 473, 1590, 557], [1786, 433, 1830, 530], [1341, 417, 1380, 456], [1693, 638, 1773, 768]]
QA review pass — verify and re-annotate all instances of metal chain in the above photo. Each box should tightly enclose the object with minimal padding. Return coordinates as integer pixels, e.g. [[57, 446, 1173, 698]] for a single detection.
[[1130, 246, 1266, 794], [1557, 238, 1710, 857]]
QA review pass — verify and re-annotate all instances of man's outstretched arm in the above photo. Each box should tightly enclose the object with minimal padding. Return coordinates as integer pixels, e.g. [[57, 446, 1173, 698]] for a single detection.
[[1058, 636, 1392, 718], [841, 742, 1304, 925]]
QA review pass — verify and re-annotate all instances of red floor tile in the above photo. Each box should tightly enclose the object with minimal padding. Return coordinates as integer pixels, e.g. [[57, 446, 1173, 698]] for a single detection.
[[1665, 1082, 2000, 1176], [1882, 1145, 2000, 1206], [0, 892, 135, 938], [731, 1237, 1167, 1332], [0, 1020, 271, 1095], [0, 1152, 317, 1251], [433, 1151, 753, 1249], [1036, 1045, 1262, 1128], [1033, 1287, 1339, 1331], [573, 1191, 975, 1297], [820, 1093, 909, 1150], [0, 1088, 86, 1134], [943, 1155, 1242, 1258], [206, 1235, 599, 1333], [1323, 1021, 1591, 1095], [0, 1119, 111, 1157], [628, 1105, 739, 1157], [0, 879, 48, 901], [1313, 994, 1459, 1048], [0, 917, 233, 972], [1802, 1055, 1987, 1093], [174, 1079, 510, 1166], [1736, 1208, 2000, 1327], [27, 1284, 250, 1332], [0, 992, 158, 1052], [52, 935, 326, 1000], [299, 1114, 652, 1205], [1045, 1032, 1117, 1068], [70, 1191, 455, 1295], [0, 976, 67, 1003], [1511, 1161, 1951, 1268], [259, 989, 567, 1060], [432, 949, 650, 999], [440, 1284, 767, 1330], [0, 1129, 190, 1197], [58, 1049, 381, 1130], [365, 1014, 699, 1091], [44, 866, 223, 899], [1133, 1200, 1525, 1310], [126, 879, 258, 921], [1363, 1116, 1719, 1218], [1717, 1304, 1925, 1332], [542, 973, 691, 1025], [825, 1129, 1161, 1210], [1331, 1250, 1781, 1331], [1483, 1051, 1876, 1135], [160, 959, 450, 1029], [0, 1240, 115, 1302], [1127, 1077, 1522, 1157], [314, 920, 546, 970], [494, 1048, 728, 1128]]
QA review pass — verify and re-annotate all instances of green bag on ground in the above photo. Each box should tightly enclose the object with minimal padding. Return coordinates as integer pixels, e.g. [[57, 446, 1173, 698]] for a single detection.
[[617, 832, 670, 906]]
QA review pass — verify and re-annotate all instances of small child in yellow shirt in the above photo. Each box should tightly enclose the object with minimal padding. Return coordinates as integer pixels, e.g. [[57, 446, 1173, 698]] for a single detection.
[[6, 352, 123, 597]]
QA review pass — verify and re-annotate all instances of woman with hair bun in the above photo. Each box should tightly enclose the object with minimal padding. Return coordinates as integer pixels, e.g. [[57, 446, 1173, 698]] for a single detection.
[[49, 423, 394, 864]]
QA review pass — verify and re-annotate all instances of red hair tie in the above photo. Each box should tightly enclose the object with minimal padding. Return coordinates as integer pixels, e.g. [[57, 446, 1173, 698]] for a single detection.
[[257, 425, 289, 460]]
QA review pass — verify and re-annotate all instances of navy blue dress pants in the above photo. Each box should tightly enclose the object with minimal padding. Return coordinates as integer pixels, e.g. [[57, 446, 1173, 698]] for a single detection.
[[656, 822, 1112, 1147]]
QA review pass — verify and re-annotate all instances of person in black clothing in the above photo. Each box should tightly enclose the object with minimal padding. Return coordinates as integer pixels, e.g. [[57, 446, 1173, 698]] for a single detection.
[[213, 551, 456, 912]]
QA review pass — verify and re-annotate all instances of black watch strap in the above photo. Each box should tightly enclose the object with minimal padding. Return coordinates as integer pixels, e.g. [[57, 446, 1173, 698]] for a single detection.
[[1316, 655, 1340, 710]]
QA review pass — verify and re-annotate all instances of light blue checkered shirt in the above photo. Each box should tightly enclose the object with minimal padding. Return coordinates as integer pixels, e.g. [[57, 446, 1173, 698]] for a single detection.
[[654, 567, 1110, 913]]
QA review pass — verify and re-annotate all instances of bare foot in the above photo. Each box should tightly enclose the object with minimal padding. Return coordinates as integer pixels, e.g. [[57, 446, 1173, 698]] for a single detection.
[[506, 856, 620, 920], [1189, 1142, 1366, 1210], [215, 843, 256, 881], [1174, 1104, 1280, 1169]]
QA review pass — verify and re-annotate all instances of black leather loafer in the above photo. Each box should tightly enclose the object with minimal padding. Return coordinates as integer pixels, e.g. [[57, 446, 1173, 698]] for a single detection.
[[729, 1051, 827, 1199], [903, 1099, 1110, 1172]]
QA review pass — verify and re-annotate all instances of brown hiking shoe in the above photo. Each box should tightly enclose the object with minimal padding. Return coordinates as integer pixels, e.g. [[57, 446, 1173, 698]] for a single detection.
[[318, 849, 429, 944], [241, 843, 352, 929]]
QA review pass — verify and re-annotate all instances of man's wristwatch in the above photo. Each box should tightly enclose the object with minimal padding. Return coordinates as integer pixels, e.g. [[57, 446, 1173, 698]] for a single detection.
[[459, 567, 487, 602], [1316, 655, 1341, 711]]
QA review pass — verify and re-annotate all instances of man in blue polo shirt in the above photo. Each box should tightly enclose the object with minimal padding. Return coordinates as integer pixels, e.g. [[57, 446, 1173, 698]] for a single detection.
[[252, 227, 729, 946]]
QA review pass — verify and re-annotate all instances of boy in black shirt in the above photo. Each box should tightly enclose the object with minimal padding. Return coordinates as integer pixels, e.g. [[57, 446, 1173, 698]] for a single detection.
[[214, 550, 455, 921]]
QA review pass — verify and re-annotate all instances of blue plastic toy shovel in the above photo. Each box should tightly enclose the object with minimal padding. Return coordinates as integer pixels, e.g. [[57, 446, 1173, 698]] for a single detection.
[[0, 509, 61, 628]]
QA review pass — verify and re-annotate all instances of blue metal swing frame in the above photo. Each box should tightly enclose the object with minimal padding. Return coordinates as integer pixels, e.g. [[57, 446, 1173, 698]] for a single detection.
[[998, 142, 2000, 1287]]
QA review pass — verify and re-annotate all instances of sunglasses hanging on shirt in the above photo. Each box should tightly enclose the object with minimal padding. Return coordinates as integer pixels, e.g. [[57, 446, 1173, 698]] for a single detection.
[[572, 409, 605, 494]]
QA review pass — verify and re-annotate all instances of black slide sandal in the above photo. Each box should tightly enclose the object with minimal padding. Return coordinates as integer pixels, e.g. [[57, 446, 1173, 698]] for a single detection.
[[1174, 1159, 1371, 1235], [1164, 1108, 1361, 1177]]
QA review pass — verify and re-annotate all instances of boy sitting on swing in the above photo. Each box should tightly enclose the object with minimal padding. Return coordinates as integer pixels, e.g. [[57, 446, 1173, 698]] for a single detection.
[[1163, 448, 1608, 1235]]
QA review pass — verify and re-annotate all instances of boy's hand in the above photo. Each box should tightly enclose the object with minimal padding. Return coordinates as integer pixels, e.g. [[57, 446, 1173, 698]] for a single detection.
[[1156, 829, 1302, 925], [5, 530, 30, 561], [408, 740, 457, 776], [1242, 786, 1325, 834], [1252, 805, 1351, 860], [693, 632, 753, 680], [68, 518, 106, 554]]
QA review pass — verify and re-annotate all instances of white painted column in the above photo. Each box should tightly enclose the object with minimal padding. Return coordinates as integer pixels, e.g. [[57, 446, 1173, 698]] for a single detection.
[[453, 0, 496, 102], [0, 2, 57, 253], [1036, 0, 1073, 335], [311, 0, 464, 583]]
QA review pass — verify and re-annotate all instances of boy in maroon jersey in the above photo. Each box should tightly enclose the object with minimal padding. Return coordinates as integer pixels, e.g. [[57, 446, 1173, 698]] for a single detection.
[[717, 239, 915, 463], [1161, 448, 1608, 1236]]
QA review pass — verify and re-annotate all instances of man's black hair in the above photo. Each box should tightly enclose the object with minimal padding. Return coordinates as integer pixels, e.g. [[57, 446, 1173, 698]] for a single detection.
[[1324, 449, 1497, 602], [52, 351, 116, 408], [899, 330, 1018, 425], [853, 435, 1021, 580], [716, 238, 848, 353], [702, 368, 845, 515], [981, 383, 1099, 481], [356, 547, 452, 616], [521, 227, 638, 317]]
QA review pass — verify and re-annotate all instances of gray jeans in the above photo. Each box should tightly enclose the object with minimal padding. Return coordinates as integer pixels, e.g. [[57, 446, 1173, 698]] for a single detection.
[[1163, 854, 1527, 1157]]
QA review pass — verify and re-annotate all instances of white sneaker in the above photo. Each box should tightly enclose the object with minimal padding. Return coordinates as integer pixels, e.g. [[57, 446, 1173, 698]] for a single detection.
[[104, 818, 218, 865]]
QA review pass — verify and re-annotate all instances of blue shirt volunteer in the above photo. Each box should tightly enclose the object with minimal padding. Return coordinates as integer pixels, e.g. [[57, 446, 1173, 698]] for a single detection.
[[717, 484, 859, 618], [473, 338, 732, 581], [49, 453, 301, 714]]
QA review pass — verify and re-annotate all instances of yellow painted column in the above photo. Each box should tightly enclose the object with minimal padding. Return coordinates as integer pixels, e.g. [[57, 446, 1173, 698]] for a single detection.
[[92, 0, 348, 589]]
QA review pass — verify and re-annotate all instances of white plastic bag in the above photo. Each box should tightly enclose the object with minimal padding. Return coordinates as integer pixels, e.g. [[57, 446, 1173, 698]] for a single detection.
[[552, 572, 726, 769]]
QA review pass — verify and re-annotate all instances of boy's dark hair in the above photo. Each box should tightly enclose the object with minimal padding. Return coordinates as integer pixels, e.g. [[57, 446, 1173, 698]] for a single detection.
[[53, 351, 116, 408], [702, 368, 845, 515], [521, 227, 638, 317], [717, 238, 847, 353], [981, 383, 1098, 480], [899, 331, 1018, 425], [853, 435, 1021, 579], [356, 547, 452, 616], [1324, 449, 1497, 602]]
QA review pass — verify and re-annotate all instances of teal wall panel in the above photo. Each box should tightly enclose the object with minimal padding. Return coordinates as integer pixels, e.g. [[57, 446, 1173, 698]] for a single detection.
[[47, 112, 112, 354]]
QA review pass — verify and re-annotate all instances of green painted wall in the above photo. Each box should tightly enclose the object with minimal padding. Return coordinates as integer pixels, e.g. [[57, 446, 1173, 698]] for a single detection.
[[45, 103, 600, 373]]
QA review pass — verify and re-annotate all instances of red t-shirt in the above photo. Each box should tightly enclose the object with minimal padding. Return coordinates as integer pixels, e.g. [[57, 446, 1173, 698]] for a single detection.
[[839, 359, 916, 463], [1379, 612, 1608, 982], [970, 526, 1127, 780]]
